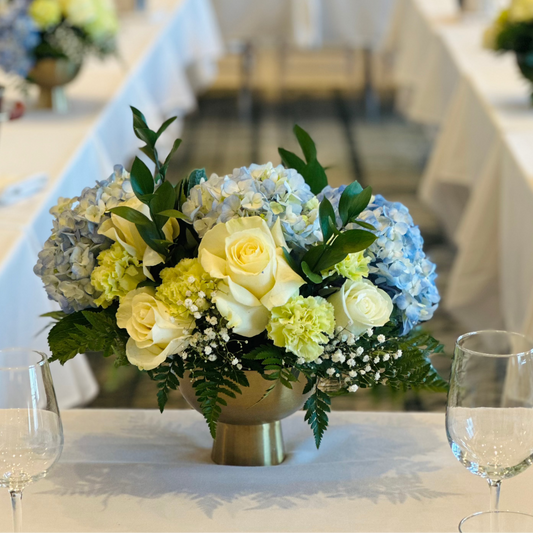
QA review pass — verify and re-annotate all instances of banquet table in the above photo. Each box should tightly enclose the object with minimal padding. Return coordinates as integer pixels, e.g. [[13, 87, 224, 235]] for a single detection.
[[393, 0, 533, 339], [0, 0, 222, 408], [1, 409, 532, 532]]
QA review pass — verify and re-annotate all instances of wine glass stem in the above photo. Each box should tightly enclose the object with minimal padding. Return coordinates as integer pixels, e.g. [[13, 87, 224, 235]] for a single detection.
[[488, 479, 501, 512], [9, 490, 22, 533]]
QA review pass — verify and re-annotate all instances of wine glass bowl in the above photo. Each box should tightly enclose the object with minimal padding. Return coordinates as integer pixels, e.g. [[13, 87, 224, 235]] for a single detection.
[[0, 348, 64, 531], [446, 330, 533, 530]]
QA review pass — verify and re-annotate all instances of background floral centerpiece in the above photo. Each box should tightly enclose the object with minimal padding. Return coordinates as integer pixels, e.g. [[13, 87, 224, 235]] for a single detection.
[[35, 108, 446, 463], [484, 0, 533, 99], [0, 0, 117, 110]]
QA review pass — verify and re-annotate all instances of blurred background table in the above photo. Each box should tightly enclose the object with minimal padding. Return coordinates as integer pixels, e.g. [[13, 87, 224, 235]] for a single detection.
[[0, 409, 531, 532], [0, 0, 222, 408]]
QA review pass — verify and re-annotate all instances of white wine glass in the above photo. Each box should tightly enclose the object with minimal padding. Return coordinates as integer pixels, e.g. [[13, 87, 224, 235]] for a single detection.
[[446, 330, 533, 531], [0, 348, 64, 532]]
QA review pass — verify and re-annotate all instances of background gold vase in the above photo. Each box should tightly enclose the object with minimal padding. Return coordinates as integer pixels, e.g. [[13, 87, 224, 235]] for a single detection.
[[180, 370, 312, 466], [28, 59, 82, 113]]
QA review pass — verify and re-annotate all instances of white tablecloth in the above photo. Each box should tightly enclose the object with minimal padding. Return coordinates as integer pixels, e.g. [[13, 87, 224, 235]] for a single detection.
[[0, 0, 223, 408], [212, 0, 398, 50], [1, 409, 532, 532], [394, 0, 533, 338]]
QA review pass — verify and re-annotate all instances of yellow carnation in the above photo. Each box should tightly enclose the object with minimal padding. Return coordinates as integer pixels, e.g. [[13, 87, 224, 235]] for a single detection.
[[91, 243, 146, 308], [322, 251, 370, 281], [267, 295, 335, 362], [156, 258, 218, 318], [29, 0, 62, 29], [509, 0, 533, 22]]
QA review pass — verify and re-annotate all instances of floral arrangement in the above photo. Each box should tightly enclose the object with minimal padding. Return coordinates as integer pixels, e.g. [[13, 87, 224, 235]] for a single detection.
[[0, 0, 117, 78], [36, 108, 445, 447], [484, 0, 533, 94]]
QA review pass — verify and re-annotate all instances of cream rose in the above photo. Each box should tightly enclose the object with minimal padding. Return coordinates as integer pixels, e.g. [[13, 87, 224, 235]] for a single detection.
[[328, 279, 393, 337], [198, 216, 304, 337], [99, 197, 179, 280], [116, 287, 193, 371]]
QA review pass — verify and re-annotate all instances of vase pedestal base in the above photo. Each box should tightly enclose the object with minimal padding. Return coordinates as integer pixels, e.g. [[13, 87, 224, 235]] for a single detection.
[[36, 86, 69, 113], [212, 421, 285, 466]]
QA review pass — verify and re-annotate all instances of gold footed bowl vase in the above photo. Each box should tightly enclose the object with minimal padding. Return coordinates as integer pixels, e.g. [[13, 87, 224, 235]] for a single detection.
[[180, 371, 311, 467], [27, 58, 82, 113]]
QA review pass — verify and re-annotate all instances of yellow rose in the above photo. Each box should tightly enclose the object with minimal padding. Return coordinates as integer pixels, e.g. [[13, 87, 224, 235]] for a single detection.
[[198, 216, 304, 337], [116, 287, 193, 370], [328, 279, 393, 337], [99, 197, 180, 281], [29, 0, 62, 29]]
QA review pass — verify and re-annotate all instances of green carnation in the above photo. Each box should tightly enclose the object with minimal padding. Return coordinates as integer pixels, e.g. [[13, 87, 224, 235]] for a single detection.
[[322, 251, 370, 281], [91, 243, 146, 308], [267, 295, 335, 362], [156, 258, 218, 318]]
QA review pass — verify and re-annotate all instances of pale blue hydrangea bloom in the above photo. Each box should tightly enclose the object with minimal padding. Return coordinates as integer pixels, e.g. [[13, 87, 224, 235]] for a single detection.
[[182, 163, 322, 251], [319, 186, 440, 334], [34, 166, 135, 313], [0, 1, 39, 77]]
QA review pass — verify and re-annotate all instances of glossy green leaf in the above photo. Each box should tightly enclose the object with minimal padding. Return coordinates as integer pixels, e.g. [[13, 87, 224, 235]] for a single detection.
[[156, 116, 177, 140], [305, 158, 328, 195], [301, 261, 323, 283], [293, 124, 317, 162], [314, 229, 376, 272], [150, 181, 176, 229], [109, 206, 152, 226], [278, 148, 307, 176], [130, 156, 154, 199], [158, 209, 189, 220], [134, 127, 157, 148], [339, 184, 372, 226], [319, 197, 337, 243], [130, 106, 147, 129], [353, 219, 376, 231]]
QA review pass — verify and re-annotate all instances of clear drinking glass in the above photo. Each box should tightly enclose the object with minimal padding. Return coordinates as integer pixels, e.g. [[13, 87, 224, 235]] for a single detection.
[[0, 348, 64, 532], [460, 511, 533, 532], [446, 330, 533, 531]]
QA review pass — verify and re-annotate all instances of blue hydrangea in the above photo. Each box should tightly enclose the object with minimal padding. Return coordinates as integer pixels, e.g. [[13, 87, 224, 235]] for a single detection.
[[183, 163, 322, 251], [0, 1, 39, 77], [34, 166, 135, 313], [319, 186, 440, 334]]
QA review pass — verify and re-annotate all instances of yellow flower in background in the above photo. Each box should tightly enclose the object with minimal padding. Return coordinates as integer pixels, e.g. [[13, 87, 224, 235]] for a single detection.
[[156, 258, 218, 319], [86, 0, 118, 40], [322, 251, 370, 282], [483, 9, 509, 50], [60, 0, 96, 26], [29, 0, 62, 29], [90, 243, 146, 308], [509, 0, 533, 22], [267, 295, 335, 362]]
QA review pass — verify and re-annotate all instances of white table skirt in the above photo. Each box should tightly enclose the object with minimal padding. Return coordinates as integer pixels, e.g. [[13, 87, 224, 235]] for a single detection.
[[211, 0, 398, 50], [394, 0, 533, 338], [0, 0, 223, 408], [1, 409, 531, 532]]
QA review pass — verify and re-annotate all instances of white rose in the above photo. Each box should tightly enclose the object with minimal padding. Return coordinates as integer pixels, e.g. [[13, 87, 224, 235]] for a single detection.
[[198, 216, 304, 337], [116, 287, 193, 371], [99, 197, 179, 280], [328, 279, 393, 337]]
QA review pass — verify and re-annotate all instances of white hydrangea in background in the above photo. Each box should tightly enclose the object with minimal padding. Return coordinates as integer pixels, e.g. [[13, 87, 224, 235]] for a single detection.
[[182, 163, 322, 251], [34, 165, 134, 313]]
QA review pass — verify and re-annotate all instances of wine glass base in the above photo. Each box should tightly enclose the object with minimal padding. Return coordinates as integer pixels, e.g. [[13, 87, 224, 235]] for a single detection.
[[459, 511, 533, 532]]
